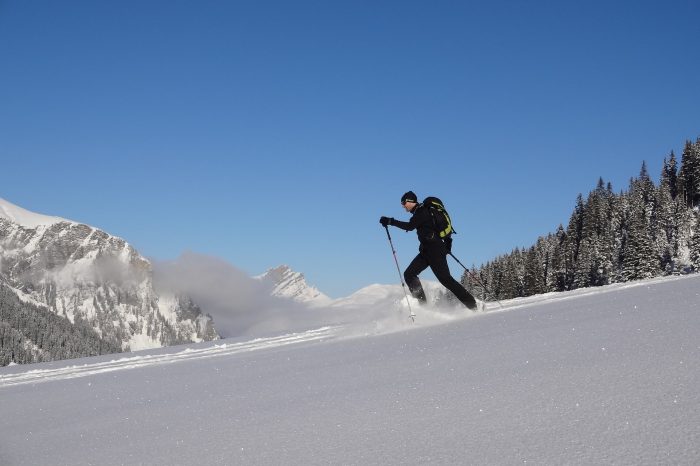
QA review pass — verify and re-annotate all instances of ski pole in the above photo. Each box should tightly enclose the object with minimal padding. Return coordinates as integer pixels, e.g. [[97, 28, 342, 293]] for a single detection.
[[383, 225, 416, 322], [448, 252, 504, 309]]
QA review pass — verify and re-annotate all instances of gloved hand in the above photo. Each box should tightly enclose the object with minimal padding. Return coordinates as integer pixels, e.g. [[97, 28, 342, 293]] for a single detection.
[[379, 216, 394, 227]]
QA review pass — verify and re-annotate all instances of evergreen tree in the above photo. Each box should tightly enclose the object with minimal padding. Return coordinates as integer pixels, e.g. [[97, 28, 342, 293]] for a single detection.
[[581, 178, 615, 286], [662, 152, 679, 200], [540, 233, 559, 292], [487, 260, 505, 300], [493, 248, 527, 299], [564, 194, 585, 290], [573, 237, 594, 288], [690, 214, 700, 271], [550, 225, 569, 292], [523, 243, 546, 296], [621, 168, 659, 280], [622, 213, 657, 281], [679, 139, 700, 207], [657, 157, 679, 273]]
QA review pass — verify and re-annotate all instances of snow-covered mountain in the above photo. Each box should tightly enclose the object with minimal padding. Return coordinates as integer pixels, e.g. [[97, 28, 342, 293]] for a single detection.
[[256, 265, 332, 306], [1, 274, 698, 465], [0, 198, 218, 356], [256, 265, 455, 310]]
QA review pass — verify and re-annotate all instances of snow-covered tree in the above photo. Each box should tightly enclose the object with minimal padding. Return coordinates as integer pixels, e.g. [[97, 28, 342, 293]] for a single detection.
[[679, 139, 700, 207], [690, 212, 700, 271]]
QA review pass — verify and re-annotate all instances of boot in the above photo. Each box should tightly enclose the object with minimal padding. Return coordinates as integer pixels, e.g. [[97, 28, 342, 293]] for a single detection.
[[460, 293, 478, 310]]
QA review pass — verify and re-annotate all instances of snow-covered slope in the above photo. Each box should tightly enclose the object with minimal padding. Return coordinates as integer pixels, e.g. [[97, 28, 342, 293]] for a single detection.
[[0, 198, 70, 228], [0, 198, 217, 355], [330, 280, 454, 309], [1, 274, 698, 465], [256, 265, 332, 306]]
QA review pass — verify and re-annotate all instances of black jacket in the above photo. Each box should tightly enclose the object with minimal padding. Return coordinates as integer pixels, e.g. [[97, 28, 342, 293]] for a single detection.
[[391, 203, 442, 245]]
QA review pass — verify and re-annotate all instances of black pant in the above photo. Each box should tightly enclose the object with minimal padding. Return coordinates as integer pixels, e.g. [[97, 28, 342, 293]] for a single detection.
[[404, 241, 477, 309]]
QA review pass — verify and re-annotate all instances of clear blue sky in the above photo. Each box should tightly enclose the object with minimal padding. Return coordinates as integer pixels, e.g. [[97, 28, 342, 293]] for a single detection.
[[1, 0, 699, 298]]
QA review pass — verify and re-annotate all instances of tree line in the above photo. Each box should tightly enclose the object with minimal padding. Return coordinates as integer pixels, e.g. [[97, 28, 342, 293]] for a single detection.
[[464, 137, 700, 301]]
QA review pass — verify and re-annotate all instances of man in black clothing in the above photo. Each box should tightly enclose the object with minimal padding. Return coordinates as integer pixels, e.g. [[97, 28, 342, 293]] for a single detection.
[[380, 191, 478, 310]]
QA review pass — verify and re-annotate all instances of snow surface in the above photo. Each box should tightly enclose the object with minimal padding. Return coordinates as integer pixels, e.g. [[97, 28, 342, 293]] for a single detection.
[[1, 274, 699, 465], [0, 197, 70, 228]]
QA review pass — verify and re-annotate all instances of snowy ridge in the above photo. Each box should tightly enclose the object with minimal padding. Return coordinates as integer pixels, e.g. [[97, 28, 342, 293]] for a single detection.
[[0, 197, 70, 228], [257, 264, 332, 305]]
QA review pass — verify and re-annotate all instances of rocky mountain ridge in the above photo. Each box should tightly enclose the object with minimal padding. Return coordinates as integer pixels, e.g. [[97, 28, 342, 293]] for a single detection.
[[0, 198, 218, 361], [256, 265, 332, 306]]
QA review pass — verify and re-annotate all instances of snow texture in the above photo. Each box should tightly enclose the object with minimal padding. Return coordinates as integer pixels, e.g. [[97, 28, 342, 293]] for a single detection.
[[1, 274, 699, 465]]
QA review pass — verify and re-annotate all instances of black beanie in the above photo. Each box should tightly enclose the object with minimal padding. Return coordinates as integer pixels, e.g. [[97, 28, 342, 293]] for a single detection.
[[401, 191, 418, 204]]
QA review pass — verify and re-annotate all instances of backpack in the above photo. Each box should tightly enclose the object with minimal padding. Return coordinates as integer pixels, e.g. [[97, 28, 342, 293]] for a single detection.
[[423, 196, 455, 238]]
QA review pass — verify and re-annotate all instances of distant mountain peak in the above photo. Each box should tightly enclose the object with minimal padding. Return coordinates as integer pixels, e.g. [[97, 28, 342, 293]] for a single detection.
[[257, 265, 331, 305]]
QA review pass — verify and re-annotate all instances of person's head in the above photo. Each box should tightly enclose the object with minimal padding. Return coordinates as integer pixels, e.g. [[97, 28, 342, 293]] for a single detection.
[[401, 191, 418, 212]]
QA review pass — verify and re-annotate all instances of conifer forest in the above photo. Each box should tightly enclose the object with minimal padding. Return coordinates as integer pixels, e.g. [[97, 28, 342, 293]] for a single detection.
[[464, 137, 700, 301], [0, 281, 123, 366]]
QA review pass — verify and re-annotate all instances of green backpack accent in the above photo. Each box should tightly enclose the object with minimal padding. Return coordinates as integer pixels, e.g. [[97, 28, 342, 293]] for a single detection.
[[423, 196, 455, 238]]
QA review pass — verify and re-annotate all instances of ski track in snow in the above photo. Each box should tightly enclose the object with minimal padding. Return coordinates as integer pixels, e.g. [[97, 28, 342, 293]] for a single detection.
[[0, 309, 461, 389], [0, 326, 340, 388]]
